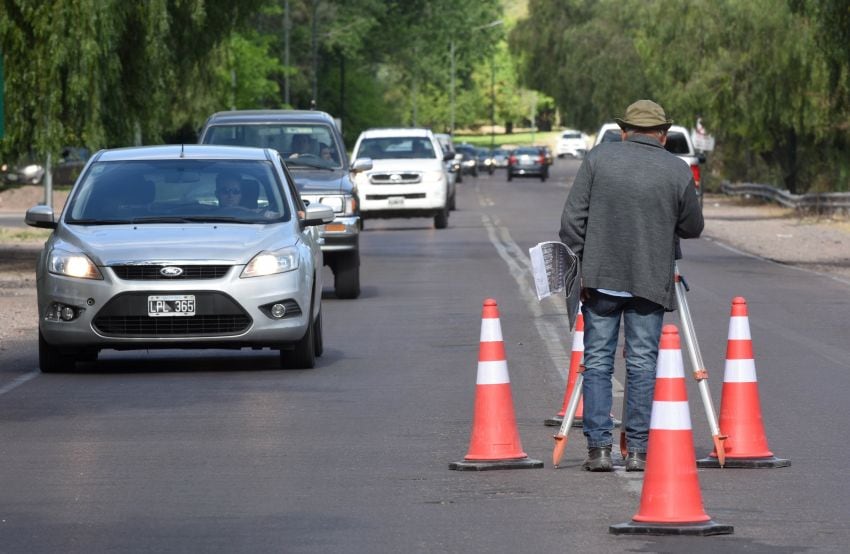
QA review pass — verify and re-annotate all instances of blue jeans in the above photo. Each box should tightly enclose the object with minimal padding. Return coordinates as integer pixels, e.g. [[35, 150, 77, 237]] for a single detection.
[[581, 290, 664, 453]]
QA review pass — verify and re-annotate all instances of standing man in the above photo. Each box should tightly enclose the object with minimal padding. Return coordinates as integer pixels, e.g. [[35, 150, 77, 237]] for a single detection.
[[559, 99, 704, 472]]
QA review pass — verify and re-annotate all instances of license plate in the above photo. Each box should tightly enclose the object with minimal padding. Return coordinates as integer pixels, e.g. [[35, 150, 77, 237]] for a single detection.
[[147, 295, 196, 317], [388, 196, 404, 207]]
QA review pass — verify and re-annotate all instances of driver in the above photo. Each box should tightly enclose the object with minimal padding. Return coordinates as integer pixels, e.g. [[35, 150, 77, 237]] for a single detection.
[[215, 172, 243, 208]]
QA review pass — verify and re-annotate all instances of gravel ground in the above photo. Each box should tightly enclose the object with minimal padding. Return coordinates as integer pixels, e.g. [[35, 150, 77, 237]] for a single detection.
[[1, 186, 849, 347]]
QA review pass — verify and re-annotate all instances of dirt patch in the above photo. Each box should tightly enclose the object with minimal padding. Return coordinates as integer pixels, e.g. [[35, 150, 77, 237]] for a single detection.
[[0, 184, 69, 212]]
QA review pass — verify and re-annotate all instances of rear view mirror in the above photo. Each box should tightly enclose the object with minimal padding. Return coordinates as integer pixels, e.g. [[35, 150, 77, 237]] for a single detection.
[[25, 205, 57, 229]]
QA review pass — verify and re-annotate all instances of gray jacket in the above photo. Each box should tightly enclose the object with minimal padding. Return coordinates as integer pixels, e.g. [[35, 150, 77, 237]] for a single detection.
[[559, 134, 704, 310]]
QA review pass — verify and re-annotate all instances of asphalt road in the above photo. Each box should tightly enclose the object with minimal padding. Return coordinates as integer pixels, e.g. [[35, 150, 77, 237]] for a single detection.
[[1, 158, 848, 553]]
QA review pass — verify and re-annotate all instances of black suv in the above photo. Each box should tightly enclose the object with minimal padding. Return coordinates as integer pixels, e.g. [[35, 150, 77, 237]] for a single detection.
[[199, 110, 369, 298]]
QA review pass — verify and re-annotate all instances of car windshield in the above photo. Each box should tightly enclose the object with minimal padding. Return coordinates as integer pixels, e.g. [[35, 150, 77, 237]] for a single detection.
[[202, 123, 344, 169], [562, 132, 581, 139], [356, 137, 436, 160], [65, 159, 290, 225], [515, 147, 540, 155]]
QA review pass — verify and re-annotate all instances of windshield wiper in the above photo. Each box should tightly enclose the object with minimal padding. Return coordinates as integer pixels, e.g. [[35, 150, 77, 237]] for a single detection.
[[132, 215, 249, 224], [68, 219, 134, 225]]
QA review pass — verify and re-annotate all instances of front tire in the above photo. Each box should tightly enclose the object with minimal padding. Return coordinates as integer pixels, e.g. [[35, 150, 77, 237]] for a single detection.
[[313, 309, 324, 357], [333, 251, 360, 299], [281, 284, 317, 369], [39, 331, 70, 373], [507, 171, 513, 182], [434, 208, 449, 229]]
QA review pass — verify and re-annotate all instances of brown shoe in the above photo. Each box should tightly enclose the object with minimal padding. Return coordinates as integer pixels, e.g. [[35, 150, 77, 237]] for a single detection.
[[583, 446, 613, 472], [625, 451, 646, 472]]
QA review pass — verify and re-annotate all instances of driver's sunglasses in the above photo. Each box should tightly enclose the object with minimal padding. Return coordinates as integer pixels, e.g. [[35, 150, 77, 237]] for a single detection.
[[220, 187, 241, 195]]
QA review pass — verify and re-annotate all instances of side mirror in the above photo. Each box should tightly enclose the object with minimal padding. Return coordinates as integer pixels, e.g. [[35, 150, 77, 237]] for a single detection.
[[351, 158, 373, 173], [443, 151, 456, 162], [698, 153, 707, 164], [302, 202, 335, 226], [25, 205, 57, 229]]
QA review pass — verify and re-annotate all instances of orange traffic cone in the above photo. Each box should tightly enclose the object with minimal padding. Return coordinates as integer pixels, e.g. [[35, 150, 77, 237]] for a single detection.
[[449, 299, 543, 471], [544, 309, 586, 427], [611, 325, 733, 536], [698, 297, 790, 468]]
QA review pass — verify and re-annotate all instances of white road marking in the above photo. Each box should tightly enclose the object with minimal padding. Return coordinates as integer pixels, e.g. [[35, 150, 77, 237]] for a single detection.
[[0, 371, 39, 396]]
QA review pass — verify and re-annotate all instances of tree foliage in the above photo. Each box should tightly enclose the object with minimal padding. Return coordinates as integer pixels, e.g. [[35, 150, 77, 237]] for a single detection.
[[510, 0, 850, 193]]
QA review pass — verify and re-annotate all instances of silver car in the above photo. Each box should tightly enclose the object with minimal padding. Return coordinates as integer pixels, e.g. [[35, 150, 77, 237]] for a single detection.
[[25, 145, 334, 372]]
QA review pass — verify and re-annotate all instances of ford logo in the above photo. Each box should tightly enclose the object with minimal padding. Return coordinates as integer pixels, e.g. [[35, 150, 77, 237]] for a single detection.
[[160, 266, 184, 277]]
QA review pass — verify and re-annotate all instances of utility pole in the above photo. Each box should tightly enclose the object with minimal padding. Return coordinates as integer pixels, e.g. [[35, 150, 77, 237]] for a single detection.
[[449, 40, 455, 135], [311, 0, 320, 108], [284, 0, 290, 106]]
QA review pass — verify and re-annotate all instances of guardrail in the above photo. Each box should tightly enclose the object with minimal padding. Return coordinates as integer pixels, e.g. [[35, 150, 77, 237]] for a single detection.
[[720, 181, 850, 212]]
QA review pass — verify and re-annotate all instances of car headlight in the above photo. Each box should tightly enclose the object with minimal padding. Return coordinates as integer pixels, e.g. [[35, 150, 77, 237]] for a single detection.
[[48, 249, 103, 280], [241, 247, 300, 278], [318, 196, 344, 213]]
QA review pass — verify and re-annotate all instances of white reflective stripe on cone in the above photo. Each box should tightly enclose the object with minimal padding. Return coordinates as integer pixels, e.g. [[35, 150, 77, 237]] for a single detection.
[[728, 316, 752, 340], [480, 319, 503, 342], [655, 350, 686, 378], [723, 358, 758, 383], [476, 360, 510, 385], [571, 331, 584, 352], [649, 401, 692, 430]]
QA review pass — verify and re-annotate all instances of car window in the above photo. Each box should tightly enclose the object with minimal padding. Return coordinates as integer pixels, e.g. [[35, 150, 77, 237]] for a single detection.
[[66, 159, 290, 224], [664, 132, 692, 155], [356, 137, 437, 160], [562, 132, 581, 139], [203, 123, 343, 169]]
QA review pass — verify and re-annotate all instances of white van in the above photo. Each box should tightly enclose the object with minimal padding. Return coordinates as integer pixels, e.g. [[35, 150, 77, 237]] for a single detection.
[[351, 128, 453, 229]]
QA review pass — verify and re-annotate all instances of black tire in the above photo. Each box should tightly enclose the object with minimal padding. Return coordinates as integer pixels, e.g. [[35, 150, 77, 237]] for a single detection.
[[333, 251, 360, 299], [472, 167, 478, 177], [449, 192, 456, 211], [281, 296, 316, 369], [507, 171, 513, 182], [38, 331, 69, 373], [455, 172, 462, 184], [313, 309, 324, 357], [488, 166, 494, 175], [434, 208, 449, 229], [540, 173, 547, 182]]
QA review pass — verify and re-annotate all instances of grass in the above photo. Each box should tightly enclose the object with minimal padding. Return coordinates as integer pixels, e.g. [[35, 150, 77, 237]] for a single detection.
[[0, 227, 52, 243], [453, 130, 561, 149]]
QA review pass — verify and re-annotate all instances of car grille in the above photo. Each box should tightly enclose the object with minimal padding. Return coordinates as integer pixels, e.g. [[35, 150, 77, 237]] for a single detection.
[[93, 291, 251, 337], [369, 172, 421, 184], [111, 265, 232, 280]]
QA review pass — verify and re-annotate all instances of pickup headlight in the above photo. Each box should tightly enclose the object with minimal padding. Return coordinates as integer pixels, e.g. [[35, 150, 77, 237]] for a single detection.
[[241, 247, 300, 278], [48, 249, 103, 280]]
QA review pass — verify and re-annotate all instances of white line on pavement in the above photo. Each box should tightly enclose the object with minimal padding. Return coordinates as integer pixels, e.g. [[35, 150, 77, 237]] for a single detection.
[[0, 371, 39, 397]]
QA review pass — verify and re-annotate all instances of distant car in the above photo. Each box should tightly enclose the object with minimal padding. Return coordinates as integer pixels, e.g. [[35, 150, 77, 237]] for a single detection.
[[454, 144, 478, 177], [507, 147, 549, 182], [350, 128, 453, 229], [25, 144, 334, 372], [593, 122, 706, 205], [475, 148, 494, 174], [1, 147, 91, 186], [556, 130, 589, 158], [490, 148, 509, 169], [198, 109, 365, 299]]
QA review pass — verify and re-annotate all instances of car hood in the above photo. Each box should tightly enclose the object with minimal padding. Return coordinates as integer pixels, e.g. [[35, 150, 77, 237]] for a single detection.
[[288, 169, 348, 194], [367, 159, 443, 172], [53, 224, 298, 266]]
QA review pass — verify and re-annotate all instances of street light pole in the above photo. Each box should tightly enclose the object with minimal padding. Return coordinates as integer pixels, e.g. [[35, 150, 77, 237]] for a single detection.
[[450, 19, 502, 139]]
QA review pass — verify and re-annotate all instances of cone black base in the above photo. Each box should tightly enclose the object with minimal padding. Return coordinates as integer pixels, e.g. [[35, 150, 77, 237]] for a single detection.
[[609, 520, 734, 536], [697, 455, 791, 469], [448, 458, 543, 471]]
